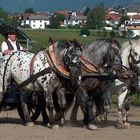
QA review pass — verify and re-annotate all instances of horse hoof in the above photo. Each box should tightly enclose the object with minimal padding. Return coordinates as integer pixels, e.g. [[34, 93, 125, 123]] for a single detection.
[[25, 122, 34, 127], [46, 123, 52, 128], [84, 124, 97, 131], [60, 118, 65, 125], [124, 122, 130, 129], [51, 124, 60, 130], [116, 122, 130, 129], [95, 116, 102, 124]]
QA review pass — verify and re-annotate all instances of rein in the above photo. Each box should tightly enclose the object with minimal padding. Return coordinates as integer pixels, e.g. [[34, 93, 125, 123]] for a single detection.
[[2, 67, 52, 95]]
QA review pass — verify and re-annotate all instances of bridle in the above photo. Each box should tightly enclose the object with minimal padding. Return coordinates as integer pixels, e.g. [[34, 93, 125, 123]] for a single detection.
[[128, 49, 140, 73]]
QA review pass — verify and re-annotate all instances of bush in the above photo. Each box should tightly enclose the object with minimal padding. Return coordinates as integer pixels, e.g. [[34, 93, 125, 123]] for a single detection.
[[103, 29, 108, 37], [110, 30, 116, 38], [67, 24, 80, 29], [131, 94, 140, 106], [80, 26, 90, 36]]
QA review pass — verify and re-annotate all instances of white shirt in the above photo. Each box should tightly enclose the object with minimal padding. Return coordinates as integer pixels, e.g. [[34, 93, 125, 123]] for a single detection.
[[1, 39, 23, 53]]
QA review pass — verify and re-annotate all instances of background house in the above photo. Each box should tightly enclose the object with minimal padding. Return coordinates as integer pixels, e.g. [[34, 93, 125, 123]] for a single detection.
[[21, 13, 50, 29], [124, 5, 140, 37], [64, 12, 87, 27]]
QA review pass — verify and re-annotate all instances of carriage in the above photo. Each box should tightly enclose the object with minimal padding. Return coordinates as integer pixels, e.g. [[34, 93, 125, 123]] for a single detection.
[[0, 23, 45, 124], [0, 52, 45, 123]]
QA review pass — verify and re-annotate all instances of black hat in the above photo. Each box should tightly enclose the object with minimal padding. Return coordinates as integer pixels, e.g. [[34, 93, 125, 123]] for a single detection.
[[6, 30, 16, 36]]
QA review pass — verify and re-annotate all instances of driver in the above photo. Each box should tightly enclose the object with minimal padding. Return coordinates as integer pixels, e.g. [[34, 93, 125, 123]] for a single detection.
[[1, 30, 23, 56]]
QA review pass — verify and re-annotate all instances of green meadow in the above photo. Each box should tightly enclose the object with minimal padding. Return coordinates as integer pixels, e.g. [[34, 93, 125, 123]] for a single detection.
[[21, 29, 96, 52], [0, 28, 126, 52]]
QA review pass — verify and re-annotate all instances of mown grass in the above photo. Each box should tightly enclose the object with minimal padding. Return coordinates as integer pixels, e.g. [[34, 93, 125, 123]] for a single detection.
[[0, 28, 126, 52], [21, 28, 97, 52]]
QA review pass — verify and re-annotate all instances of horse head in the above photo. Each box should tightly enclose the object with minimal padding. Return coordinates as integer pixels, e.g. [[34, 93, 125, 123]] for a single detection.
[[59, 39, 82, 89], [128, 40, 140, 74], [103, 39, 122, 76]]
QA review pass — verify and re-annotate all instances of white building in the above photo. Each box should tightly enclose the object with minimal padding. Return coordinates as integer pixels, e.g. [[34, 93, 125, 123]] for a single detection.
[[29, 15, 50, 29], [64, 15, 87, 27], [126, 5, 140, 16], [21, 13, 50, 29]]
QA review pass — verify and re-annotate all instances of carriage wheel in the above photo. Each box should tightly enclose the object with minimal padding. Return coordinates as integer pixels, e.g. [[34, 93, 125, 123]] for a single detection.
[[17, 95, 44, 123]]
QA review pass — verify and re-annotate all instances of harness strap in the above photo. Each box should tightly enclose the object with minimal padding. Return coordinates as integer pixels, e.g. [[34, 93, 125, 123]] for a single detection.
[[3, 67, 52, 95], [30, 53, 38, 75], [80, 56, 103, 73]]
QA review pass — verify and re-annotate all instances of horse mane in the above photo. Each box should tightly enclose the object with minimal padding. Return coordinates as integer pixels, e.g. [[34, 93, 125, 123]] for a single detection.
[[82, 38, 121, 67], [54, 40, 75, 64]]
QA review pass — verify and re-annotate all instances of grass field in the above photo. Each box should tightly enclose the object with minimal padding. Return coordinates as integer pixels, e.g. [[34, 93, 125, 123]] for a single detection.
[[21, 28, 97, 52], [0, 28, 126, 52]]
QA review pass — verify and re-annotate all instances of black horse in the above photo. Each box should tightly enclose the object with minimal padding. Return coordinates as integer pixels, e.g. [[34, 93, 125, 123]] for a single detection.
[[54, 38, 122, 130]]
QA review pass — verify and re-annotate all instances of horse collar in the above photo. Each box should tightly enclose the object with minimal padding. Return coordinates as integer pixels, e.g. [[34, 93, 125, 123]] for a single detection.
[[46, 44, 70, 79]]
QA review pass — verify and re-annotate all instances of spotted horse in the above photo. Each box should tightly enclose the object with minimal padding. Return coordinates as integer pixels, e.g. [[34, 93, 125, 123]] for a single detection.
[[0, 39, 82, 127]]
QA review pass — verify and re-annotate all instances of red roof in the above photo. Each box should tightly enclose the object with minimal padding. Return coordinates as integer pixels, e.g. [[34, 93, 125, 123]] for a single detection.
[[132, 15, 140, 20], [54, 11, 69, 17], [105, 11, 121, 21]]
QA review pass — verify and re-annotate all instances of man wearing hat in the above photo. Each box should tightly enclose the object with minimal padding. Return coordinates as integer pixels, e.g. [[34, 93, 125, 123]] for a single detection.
[[1, 30, 23, 55]]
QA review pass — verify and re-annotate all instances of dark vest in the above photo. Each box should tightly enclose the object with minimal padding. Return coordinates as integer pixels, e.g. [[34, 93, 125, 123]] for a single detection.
[[5, 39, 20, 50]]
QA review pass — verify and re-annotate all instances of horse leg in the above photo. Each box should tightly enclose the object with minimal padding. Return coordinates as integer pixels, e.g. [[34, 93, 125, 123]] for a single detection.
[[43, 90, 54, 126], [116, 88, 129, 129], [20, 92, 34, 126], [85, 96, 97, 130], [41, 97, 49, 125], [70, 96, 79, 123], [76, 87, 97, 130], [122, 95, 131, 128], [54, 87, 67, 126], [0, 94, 4, 111], [94, 94, 105, 124]]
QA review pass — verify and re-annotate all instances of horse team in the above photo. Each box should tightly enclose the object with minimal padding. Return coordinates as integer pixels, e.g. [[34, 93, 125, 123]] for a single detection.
[[0, 37, 140, 130]]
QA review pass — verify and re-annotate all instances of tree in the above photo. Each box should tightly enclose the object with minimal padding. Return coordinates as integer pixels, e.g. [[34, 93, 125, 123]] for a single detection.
[[83, 7, 90, 16], [24, 8, 35, 13], [0, 7, 20, 27], [80, 26, 90, 36], [0, 7, 8, 19], [86, 3, 106, 29], [119, 15, 130, 26], [50, 14, 65, 28], [110, 30, 116, 38]]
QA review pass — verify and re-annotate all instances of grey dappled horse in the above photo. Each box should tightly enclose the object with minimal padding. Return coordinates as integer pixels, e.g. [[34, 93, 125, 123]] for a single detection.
[[54, 39, 122, 130], [111, 39, 140, 129], [0, 39, 82, 127]]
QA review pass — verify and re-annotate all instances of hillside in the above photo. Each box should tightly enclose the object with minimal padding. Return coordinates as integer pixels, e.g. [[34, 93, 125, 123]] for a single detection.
[[0, 0, 138, 13]]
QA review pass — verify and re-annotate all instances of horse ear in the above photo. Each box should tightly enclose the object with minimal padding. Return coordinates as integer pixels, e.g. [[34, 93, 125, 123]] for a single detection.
[[48, 37, 54, 45], [73, 39, 83, 48]]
